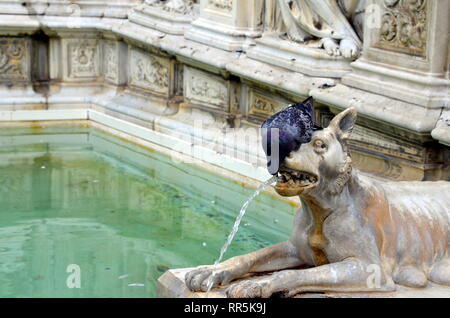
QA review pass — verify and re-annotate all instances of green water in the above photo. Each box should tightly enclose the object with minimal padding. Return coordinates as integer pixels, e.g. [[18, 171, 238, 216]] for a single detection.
[[0, 127, 295, 298]]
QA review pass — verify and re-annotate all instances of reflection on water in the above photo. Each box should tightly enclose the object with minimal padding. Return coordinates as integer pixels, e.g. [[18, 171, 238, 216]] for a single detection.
[[0, 128, 295, 297]]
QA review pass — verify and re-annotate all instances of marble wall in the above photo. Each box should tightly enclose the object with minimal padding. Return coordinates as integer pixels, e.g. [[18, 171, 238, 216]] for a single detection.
[[0, 0, 448, 181]]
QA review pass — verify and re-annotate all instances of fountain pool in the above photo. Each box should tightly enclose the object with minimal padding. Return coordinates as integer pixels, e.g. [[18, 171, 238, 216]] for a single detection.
[[0, 127, 296, 297]]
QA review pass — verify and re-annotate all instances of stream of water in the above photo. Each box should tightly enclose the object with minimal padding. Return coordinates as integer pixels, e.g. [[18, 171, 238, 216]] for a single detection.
[[206, 175, 278, 293]]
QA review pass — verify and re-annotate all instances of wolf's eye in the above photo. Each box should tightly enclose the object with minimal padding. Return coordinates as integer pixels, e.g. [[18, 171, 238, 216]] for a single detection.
[[314, 139, 327, 151]]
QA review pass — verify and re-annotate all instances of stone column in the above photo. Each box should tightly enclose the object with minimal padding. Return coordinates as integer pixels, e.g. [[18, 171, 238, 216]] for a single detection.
[[342, 0, 450, 108], [186, 0, 263, 51]]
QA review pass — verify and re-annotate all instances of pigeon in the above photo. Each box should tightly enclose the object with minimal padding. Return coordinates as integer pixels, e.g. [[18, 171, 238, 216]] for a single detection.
[[261, 97, 322, 175]]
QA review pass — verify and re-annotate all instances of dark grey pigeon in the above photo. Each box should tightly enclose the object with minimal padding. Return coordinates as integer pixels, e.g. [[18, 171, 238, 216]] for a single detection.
[[261, 97, 322, 175]]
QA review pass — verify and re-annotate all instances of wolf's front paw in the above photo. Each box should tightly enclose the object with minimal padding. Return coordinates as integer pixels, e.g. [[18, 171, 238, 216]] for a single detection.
[[322, 38, 340, 56], [339, 38, 359, 59], [226, 280, 273, 298], [185, 265, 239, 292]]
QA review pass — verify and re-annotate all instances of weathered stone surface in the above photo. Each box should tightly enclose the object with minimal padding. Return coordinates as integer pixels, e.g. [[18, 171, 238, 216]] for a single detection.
[[129, 0, 199, 35], [62, 38, 101, 81], [158, 268, 450, 298], [343, 0, 450, 108], [0, 0, 143, 18], [262, 0, 365, 60], [103, 40, 124, 85], [0, 37, 30, 82], [128, 47, 173, 97], [247, 34, 353, 78], [376, 0, 428, 56], [0, 3, 448, 299], [186, 0, 263, 51], [0, 0, 448, 181]]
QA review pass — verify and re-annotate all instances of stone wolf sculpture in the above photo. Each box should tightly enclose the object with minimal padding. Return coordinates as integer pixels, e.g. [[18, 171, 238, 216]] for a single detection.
[[186, 107, 450, 297]]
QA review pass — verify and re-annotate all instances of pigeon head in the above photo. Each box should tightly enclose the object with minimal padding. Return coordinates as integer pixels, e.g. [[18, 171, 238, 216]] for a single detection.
[[261, 97, 322, 175]]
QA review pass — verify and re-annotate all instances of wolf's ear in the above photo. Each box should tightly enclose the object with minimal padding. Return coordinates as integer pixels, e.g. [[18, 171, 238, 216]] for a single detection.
[[329, 107, 357, 140]]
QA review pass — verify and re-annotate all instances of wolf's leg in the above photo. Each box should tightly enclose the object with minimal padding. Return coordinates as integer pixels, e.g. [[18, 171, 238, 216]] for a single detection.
[[227, 258, 395, 298], [393, 266, 427, 288], [340, 37, 359, 59], [430, 258, 450, 286], [186, 241, 304, 292], [322, 38, 341, 56]]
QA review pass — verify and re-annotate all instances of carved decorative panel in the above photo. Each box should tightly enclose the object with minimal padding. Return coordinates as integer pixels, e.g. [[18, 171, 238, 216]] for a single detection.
[[251, 95, 280, 114], [129, 47, 171, 96], [103, 41, 119, 84], [245, 89, 287, 125], [184, 67, 229, 110], [377, 0, 428, 56], [0, 38, 30, 82], [350, 124, 424, 163], [207, 0, 232, 12], [147, 0, 198, 15], [66, 39, 100, 79]]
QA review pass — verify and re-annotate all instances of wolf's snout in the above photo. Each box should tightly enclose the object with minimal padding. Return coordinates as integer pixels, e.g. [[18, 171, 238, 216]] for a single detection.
[[274, 165, 319, 197], [278, 168, 318, 186]]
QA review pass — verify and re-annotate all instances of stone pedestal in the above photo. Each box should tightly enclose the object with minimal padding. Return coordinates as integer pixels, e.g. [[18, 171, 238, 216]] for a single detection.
[[157, 268, 450, 298], [129, 0, 199, 35], [186, 0, 263, 51], [0, 37, 32, 84], [247, 33, 353, 78], [343, 0, 450, 108]]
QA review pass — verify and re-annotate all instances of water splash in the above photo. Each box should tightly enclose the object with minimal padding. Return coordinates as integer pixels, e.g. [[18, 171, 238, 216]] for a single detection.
[[206, 175, 278, 293]]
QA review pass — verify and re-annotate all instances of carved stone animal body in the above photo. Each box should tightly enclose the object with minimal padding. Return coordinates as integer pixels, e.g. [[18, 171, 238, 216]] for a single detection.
[[186, 107, 450, 297]]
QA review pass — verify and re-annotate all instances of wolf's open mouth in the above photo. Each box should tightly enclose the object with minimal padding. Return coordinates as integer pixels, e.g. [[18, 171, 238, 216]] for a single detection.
[[277, 168, 318, 187]]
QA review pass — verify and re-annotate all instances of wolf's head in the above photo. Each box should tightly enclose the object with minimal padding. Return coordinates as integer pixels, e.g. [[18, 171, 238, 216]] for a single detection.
[[274, 107, 357, 198]]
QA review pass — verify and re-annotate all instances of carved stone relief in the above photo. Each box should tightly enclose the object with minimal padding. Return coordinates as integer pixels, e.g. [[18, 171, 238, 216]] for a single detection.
[[317, 107, 425, 164], [129, 47, 171, 96], [0, 38, 30, 82], [146, 0, 199, 15], [252, 96, 279, 114], [243, 88, 289, 125], [264, 0, 366, 59], [185, 67, 229, 109], [103, 41, 119, 84], [207, 0, 233, 12], [67, 39, 100, 79], [350, 124, 424, 163], [378, 0, 428, 56]]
